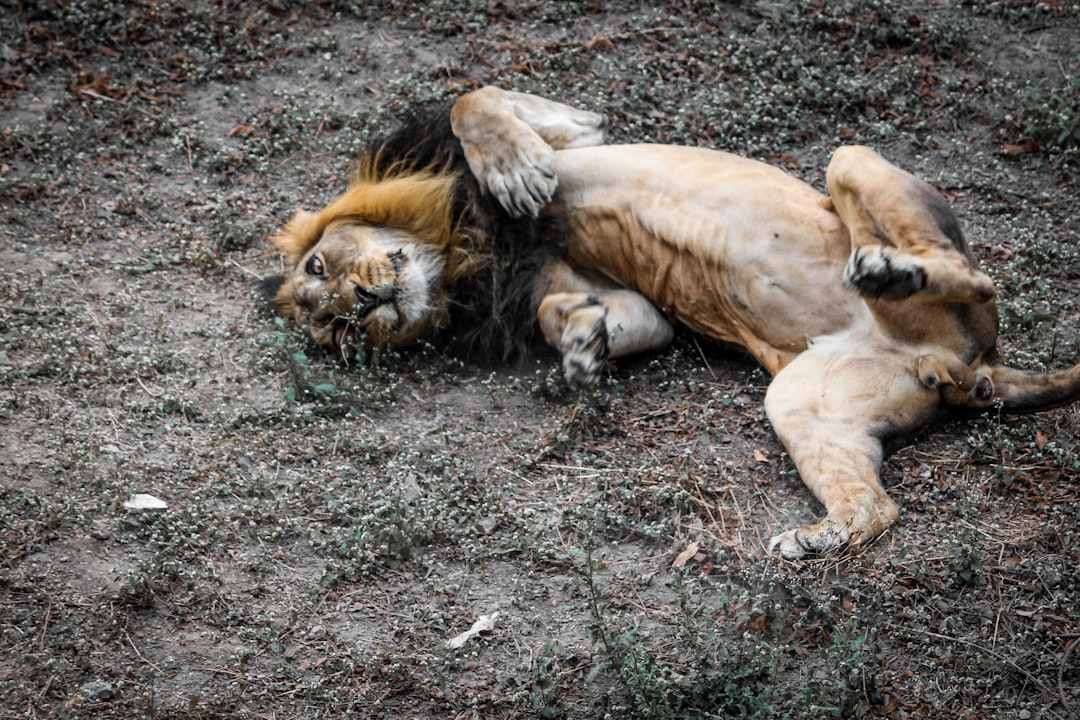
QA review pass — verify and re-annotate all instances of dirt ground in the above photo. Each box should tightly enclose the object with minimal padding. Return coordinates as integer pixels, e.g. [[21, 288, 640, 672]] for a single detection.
[[1, 1, 1079, 718]]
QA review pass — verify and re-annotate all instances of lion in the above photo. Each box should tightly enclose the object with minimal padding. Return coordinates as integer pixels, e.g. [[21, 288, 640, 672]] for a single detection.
[[264, 86, 1080, 558]]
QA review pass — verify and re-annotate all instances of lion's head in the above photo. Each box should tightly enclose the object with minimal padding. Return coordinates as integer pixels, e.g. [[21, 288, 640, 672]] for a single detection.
[[266, 105, 562, 362], [267, 167, 488, 353], [270, 218, 445, 349]]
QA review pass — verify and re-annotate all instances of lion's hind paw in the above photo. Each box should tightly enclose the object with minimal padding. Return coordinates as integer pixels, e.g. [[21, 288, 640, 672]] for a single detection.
[[767, 525, 848, 560], [767, 530, 810, 559], [536, 108, 607, 149], [768, 498, 898, 559], [843, 246, 926, 299]]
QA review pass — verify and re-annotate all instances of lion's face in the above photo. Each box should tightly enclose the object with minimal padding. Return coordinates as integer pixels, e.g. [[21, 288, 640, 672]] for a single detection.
[[274, 222, 444, 351]]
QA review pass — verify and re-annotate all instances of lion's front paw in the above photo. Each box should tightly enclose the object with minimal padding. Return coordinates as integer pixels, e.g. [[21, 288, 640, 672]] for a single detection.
[[560, 299, 609, 389], [462, 130, 557, 219], [843, 246, 926, 299]]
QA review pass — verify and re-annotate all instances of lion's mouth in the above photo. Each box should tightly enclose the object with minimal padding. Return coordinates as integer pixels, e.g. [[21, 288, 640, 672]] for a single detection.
[[324, 254, 405, 350]]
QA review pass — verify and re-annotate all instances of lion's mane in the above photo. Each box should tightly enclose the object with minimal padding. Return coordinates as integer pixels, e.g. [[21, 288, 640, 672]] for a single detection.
[[267, 103, 566, 362]]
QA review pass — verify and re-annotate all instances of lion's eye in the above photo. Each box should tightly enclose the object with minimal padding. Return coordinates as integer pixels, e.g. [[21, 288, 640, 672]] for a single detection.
[[305, 255, 325, 277]]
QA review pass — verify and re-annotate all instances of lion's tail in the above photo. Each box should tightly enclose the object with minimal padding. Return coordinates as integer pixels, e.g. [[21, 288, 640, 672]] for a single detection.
[[976, 361, 1080, 414]]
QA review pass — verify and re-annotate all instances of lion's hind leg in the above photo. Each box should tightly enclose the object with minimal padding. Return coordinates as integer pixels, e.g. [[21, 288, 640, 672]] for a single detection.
[[764, 404, 900, 559], [502, 90, 607, 149], [763, 337, 939, 558], [827, 145, 995, 305], [450, 86, 606, 218]]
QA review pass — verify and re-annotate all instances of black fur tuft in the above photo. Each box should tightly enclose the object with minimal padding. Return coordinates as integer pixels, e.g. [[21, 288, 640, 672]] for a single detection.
[[259, 274, 286, 301], [361, 100, 566, 363]]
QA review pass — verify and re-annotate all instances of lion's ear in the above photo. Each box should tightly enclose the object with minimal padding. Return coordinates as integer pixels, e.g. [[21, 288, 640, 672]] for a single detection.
[[271, 208, 322, 261]]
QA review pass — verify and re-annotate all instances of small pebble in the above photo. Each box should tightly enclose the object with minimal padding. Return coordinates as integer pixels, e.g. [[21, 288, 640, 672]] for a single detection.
[[79, 680, 115, 703]]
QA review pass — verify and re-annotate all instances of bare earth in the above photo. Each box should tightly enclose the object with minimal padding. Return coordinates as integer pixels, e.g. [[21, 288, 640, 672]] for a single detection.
[[1, 2, 1078, 718]]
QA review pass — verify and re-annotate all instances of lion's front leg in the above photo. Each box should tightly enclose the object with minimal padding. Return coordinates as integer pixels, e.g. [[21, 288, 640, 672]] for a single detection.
[[450, 86, 605, 218], [536, 261, 674, 388]]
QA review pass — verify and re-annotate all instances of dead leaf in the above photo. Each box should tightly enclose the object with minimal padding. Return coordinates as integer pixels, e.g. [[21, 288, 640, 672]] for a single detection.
[[753, 449, 768, 463], [780, 154, 802, 169], [672, 541, 700, 568], [1002, 140, 1038, 156]]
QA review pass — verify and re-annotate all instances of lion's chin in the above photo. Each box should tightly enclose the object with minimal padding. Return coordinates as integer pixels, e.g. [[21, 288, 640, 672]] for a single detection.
[[355, 305, 405, 348], [320, 307, 433, 355]]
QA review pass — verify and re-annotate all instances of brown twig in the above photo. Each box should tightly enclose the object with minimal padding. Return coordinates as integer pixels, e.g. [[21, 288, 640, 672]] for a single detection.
[[2, 305, 38, 316]]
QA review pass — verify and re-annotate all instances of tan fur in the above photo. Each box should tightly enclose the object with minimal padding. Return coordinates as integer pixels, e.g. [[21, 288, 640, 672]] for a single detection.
[[270, 87, 1080, 558]]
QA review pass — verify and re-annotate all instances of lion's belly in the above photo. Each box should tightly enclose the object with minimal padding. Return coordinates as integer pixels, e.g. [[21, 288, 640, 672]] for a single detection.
[[553, 145, 868, 371]]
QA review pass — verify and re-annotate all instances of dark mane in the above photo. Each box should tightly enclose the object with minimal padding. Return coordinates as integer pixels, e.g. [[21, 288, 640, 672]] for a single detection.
[[362, 103, 566, 363]]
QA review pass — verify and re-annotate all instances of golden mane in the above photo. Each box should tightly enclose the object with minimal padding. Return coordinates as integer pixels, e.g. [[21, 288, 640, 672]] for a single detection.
[[271, 162, 486, 285]]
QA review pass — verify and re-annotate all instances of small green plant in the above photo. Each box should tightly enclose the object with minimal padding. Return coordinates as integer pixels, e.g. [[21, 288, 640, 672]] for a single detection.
[[1020, 72, 1080, 155], [570, 541, 881, 719], [530, 642, 563, 719], [257, 317, 390, 412], [949, 543, 984, 587], [319, 492, 417, 585]]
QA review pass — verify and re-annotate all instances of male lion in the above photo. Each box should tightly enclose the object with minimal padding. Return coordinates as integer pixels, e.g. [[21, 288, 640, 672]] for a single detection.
[[264, 86, 1080, 558]]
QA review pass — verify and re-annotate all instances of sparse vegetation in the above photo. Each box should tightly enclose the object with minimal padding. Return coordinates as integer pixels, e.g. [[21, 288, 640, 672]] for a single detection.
[[1020, 73, 1080, 160], [1, 1, 1078, 719]]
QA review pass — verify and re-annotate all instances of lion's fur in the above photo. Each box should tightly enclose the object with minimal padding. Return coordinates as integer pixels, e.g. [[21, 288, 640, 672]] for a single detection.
[[271, 173, 462, 277]]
